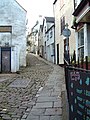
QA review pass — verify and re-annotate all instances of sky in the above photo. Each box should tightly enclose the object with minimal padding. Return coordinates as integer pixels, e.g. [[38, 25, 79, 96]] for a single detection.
[[17, 0, 54, 30]]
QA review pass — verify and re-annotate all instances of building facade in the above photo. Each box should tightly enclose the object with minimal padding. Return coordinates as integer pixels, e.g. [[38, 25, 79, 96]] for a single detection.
[[27, 21, 39, 55], [73, 0, 90, 61], [43, 17, 55, 63], [53, 0, 76, 65], [38, 25, 43, 57], [46, 24, 55, 63], [0, 0, 27, 72]]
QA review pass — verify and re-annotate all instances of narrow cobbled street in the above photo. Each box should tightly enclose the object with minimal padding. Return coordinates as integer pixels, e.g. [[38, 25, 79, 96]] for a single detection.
[[0, 53, 66, 120]]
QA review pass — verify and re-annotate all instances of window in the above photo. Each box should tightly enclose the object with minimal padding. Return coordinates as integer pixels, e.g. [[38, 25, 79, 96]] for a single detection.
[[44, 41, 46, 53], [47, 34, 49, 41], [45, 26, 46, 33], [60, 16, 65, 34], [44, 26, 46, 37], [50, 29, 53, 38], [78, 28, 84, 58], [51, 43, 54, 56]]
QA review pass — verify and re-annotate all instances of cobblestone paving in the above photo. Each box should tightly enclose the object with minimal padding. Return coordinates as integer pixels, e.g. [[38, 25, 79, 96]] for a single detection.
[[26, 54, 65, 120], [0, 53, 53, 120]]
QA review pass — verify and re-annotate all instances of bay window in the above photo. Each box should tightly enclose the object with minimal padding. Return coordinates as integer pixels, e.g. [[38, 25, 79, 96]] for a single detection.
[[78, 28, 84, 58]]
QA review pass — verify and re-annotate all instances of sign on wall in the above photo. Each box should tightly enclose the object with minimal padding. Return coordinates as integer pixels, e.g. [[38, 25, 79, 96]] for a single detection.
[[0, 26, 12, 33], [68, 70, 90, 120]]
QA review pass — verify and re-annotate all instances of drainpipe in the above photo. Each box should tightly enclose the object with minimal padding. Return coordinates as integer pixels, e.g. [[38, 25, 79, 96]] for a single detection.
[[54, 24, 56, 64], [53, 3, 56, 64]]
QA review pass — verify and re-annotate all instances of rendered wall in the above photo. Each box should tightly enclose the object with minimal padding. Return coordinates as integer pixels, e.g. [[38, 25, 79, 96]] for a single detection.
[[0, 0, 27, 72]]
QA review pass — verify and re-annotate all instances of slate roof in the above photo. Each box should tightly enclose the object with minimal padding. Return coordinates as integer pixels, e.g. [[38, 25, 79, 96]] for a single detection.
[[46, 24, 55, 33], [45, 17, 55, 23], [15, 0, 27, 12]]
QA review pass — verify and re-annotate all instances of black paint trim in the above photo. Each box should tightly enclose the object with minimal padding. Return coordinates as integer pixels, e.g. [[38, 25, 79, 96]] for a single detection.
[[73, 0, 89, 16]]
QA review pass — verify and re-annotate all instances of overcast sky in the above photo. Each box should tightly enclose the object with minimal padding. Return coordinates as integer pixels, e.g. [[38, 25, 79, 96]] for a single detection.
[[17, 0, 54, 29]]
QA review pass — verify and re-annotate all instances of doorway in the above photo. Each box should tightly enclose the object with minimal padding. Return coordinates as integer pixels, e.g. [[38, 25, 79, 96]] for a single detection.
[[1, 47, 11, 73], [57, 44, 59, 64]]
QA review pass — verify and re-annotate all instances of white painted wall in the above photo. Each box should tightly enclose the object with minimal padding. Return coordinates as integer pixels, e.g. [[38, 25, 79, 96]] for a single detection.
[[43, 19, 47, 59], [0, 0, 27, 72], [46, 25, 55, 63], [38, 26, 43, 57], [54, 0, 76, 65], [43, 17, 55, 62], [53, 0, 61, 64], [46, 26, 54, 46]]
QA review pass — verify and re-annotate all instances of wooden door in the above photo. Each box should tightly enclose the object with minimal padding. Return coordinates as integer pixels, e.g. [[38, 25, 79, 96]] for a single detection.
[[1, 47, 11, 73]]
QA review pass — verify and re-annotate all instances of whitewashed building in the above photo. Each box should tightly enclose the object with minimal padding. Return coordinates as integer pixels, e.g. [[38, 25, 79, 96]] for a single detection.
[[46, 24, 55, 63], [27, 21, 39, 55], [43, 17, 55, 63], [38, 25, 43, 57], [0, 0, 27, 72], [53, 0, 76, 65]]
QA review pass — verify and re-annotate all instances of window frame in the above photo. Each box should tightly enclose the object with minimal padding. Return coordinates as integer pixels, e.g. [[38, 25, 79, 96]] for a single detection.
[[47, 33, 49, 41], [50, 28, 53, 38], [60, 16, 65, 35], [78, 27, 84, 58]]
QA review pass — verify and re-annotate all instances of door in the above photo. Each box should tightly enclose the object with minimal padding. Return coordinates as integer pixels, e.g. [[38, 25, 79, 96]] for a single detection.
[[64, 39, 67, 59], [64, 39, 69, 62], [57, 44, 59, 64], [1, 47, 11, 73]]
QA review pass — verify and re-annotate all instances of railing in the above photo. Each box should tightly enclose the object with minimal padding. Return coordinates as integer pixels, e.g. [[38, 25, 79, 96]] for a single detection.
[[71, 56, 89, 70]]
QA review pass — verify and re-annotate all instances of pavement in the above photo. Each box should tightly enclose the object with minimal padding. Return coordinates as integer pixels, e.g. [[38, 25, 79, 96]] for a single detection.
[[0, 53, 68, 120]]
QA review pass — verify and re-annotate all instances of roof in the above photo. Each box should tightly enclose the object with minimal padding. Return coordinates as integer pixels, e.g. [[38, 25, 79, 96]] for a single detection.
[[32, 21, 39, 30], [46, 24, 55, 33], [53, 0, 57, 4], [15, 0, 27, 12], [45, 17, 55, 23], [73, 0, 89, 16]]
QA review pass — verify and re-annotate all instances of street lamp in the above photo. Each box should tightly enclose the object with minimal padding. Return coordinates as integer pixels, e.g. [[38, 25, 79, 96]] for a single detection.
[[62, 23, 71, 64]]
